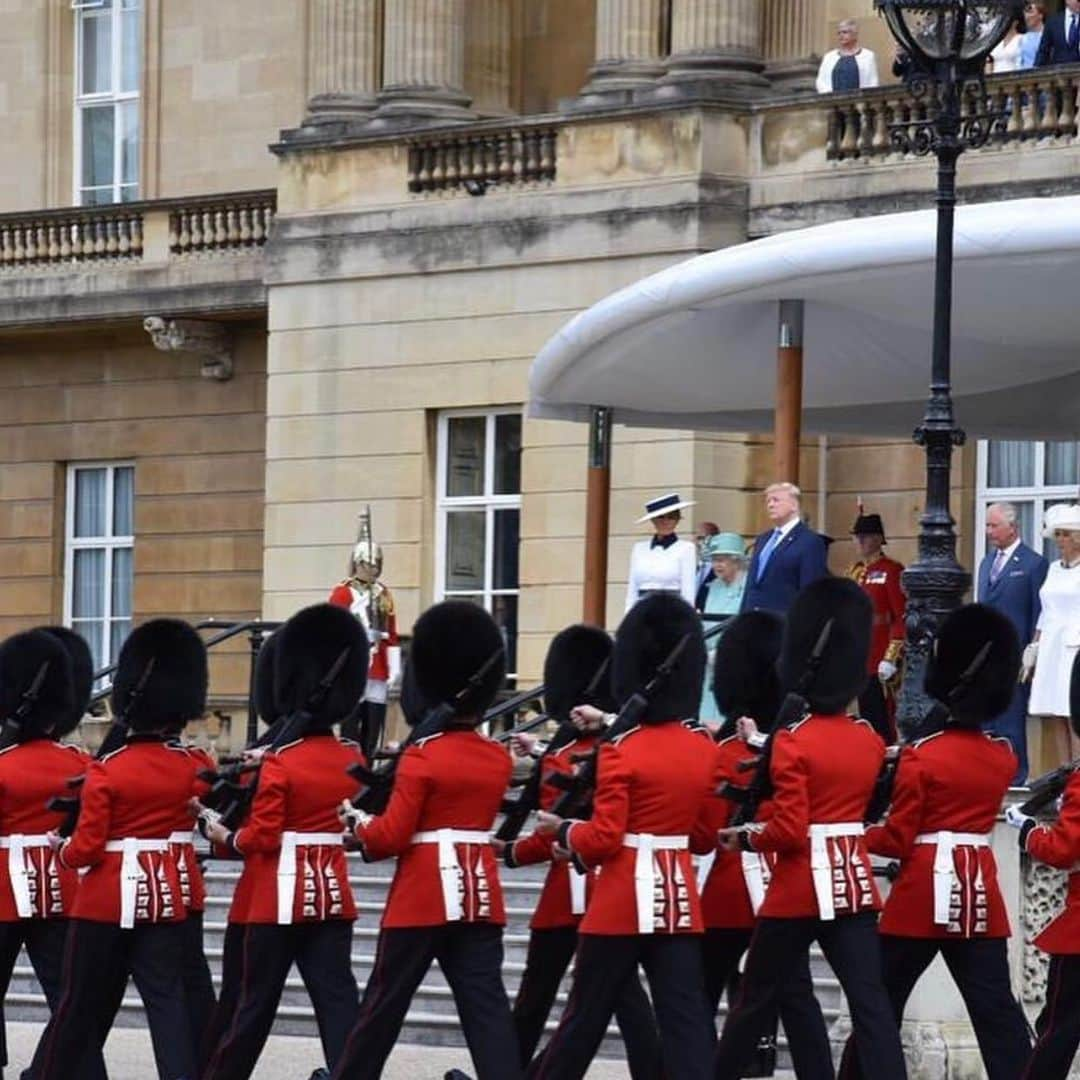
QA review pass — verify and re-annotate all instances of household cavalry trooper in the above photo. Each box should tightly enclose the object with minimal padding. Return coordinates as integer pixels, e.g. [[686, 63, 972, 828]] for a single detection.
[[200, 603, 369, 1080], [496, 624, 663, 1077], [333, 599, 519, 1080], [1006, 650, 1080, 1079], [713, 577, 907, 1080], [527, 593, 718, 1080], [0, 627, 105, 1080], [838, 603, 1032, 1079], [691, 611, 832, 1073], [35, 619, 211, 1080]]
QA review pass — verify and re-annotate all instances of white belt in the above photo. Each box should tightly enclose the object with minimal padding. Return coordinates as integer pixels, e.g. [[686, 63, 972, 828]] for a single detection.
[[624, 833, 689, 935], [741, 850, 768, 915], [569, 866, 587, 916], [809, 822, 864, 922], [916, 831, 990, 926], [0, 835, 52, 919], [104, 838, 169, 929], [411, 829, 491, 922], [167, 830, 194, 845], [277, 831, 343, 925]]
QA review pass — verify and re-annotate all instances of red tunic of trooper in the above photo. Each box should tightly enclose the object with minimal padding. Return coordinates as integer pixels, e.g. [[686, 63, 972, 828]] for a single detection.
[[848, 556, 906, 674], [1025, 770, 1080, 954], [168, 742, 213, 914]]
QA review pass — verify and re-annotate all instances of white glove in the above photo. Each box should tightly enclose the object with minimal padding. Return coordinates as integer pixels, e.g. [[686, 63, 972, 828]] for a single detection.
[[1004, 803, 1034, 830], [1021, 642, 1038, 681], [877, 660, 897, 682]]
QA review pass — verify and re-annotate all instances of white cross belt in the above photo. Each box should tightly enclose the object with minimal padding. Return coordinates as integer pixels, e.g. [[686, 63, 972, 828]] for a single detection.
[[808, 822, 864, 921], [277, 832, 343, 925], [624, 832, 689, 934], [411, 829, 491, 921], [0, 835, 52, 919], [104, 838, 170, 929], [915, 831, 990, 926]]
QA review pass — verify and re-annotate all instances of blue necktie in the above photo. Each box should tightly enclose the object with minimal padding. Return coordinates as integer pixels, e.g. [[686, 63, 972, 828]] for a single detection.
[[1070, 14, 1079, 53], [756, 529, 782, 582]]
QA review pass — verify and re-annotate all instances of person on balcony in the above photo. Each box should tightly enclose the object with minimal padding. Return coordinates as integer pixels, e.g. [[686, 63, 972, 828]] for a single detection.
[[816, 19, 880, 94], [624, 493, 698, 613], [989, 16, 1026, 72], [1020, 3, 1047, 68], [695, 532, 748, 724], [1036, 0, 1080, 66]]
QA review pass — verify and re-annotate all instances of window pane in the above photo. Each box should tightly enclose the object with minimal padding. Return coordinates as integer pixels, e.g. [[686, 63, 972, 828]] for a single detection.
[[1046, 442, 1080, 487], [119, 100, 139, 186], [494, 414, 522, 495], [113, 466, 134, 535], [1012, 501, 1035, 549], [72, 549, 106, 618], [110, 619, 132, 664], [120, 8, 140, 93], [112, 548, 132, 617], [74, 468, 107, 537], [491, 595, 518, 677], [81, 105, 115, 191], [72, 620, 105, 675], [446, 417, 485, 497], [445, 511, 486, 591], [493, 509, 519, 590], [80, 187, 114, 206], [987, 440, 1035, 488], [80, 14, 113, 95]]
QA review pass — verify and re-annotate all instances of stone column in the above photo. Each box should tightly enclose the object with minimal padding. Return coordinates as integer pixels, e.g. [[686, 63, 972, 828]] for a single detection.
[[574, 0, 666, 108], [466, 0, 515, 117], [304, 0, 382, 124], [374, 0, 474, 122], [763, 0, 820, 90]]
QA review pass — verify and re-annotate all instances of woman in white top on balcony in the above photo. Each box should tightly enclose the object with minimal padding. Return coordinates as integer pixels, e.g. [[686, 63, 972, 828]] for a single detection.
[[988, 15, 1025, 72], [624, 493, 698, 612]]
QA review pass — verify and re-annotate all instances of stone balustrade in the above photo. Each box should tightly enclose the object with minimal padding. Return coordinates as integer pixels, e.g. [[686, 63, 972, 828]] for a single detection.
[[169, 193, 276, 256], [0, 205, 144, 268]]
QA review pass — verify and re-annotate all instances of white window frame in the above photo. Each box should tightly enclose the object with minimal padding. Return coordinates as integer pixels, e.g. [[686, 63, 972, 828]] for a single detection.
[[73, 0, 141, 206], [63, 462, 135, 674], [434, 408, 522, 675]]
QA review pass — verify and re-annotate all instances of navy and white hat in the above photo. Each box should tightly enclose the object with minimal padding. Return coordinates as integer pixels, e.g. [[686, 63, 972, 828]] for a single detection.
[[636, 492, 696, 524]]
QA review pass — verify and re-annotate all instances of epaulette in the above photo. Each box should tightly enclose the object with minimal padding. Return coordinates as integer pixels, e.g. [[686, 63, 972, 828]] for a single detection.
[[273, 738, 303, 755], [610, 725, 641, 746], [414, 732, 445, 749], [851, 717, 876, 732], [912, 730, 945, 749], [99, 745, 128, 763], [986, 733, 1015, 750], [786, 717, 810, 734]]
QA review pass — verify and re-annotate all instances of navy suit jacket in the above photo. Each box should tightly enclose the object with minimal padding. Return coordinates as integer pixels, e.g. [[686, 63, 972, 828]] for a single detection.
[[977, 542, 1048, 646], [740, 521, 829, 615], [1036, 13, 1080, 66]]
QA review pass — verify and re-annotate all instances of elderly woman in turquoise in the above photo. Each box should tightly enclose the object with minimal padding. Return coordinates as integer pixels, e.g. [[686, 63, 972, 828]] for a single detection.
[[697, 532, 749, 723]]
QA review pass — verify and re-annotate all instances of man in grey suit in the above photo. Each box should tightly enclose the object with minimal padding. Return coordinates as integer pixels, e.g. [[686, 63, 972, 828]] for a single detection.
[[977, 502, 1049, 782]]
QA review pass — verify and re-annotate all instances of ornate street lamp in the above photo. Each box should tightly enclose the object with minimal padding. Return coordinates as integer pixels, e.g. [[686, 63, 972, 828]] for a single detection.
[[874, 0, 1018, 736]]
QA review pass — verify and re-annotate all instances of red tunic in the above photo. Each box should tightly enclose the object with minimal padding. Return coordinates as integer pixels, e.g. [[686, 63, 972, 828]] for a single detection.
[[354, 729, 511, 929], [229, 734, 364, 925], [0, 739, 90, 921], [561, 721, 719, 936], [747, 714, 884, 920], [848, 556, 906, 673], [1026, 770, 1080, 954], [328, 582, 400, 687], [168, 742, 213, 914], [866, 728, 1016, 939], [58, 739, 202, 925]]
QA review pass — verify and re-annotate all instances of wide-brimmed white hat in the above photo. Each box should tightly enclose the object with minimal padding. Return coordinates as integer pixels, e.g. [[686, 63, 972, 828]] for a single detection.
[[1045, 503, 1080, 536], [637, 492, 696, 524]]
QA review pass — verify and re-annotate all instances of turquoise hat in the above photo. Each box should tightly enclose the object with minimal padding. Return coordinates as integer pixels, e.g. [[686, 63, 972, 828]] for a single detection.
[[703, 532, 746, 559]]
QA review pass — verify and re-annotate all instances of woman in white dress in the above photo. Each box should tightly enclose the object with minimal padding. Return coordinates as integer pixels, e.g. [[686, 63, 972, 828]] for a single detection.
[[624, 492, 698, 612], [1026, 504, 1080, 764]]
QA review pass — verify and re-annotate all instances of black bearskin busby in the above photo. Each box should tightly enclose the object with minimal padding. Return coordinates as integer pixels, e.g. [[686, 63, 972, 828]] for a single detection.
[[111, 618, 208, 732], [39, 626, 93, 738], [711, 611, 784, 730], [778, 577, 871, 714], [543, 624, 617, 724], [0, 629, 75, 739], [1071, 649, 1080, 739], [252, 631, 280, 725], [925, 604, 1020, 725], [612, 594, 706, 724], [275, 603, 369, 727], [409, 600, 506, 719], [399, 659, 434, 727]]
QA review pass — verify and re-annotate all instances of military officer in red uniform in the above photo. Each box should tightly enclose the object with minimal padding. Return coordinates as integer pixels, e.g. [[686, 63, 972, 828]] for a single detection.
[[525, 594, 717, 1080], [838, 604, 1031, 1079], [498, 624, 661, 1076], [36, 619, 210, 1080], [201, 603, 368, 1080], [845, 510, 905, 743], [714, 577, 906, 1080]]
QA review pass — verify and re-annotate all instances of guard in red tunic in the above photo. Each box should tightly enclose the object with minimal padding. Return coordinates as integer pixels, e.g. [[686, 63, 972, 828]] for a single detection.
[[525, 594, 717, 1080], [838, 604, 1031, 1079], [714, 577, 905, 1080], [201, 603, 368, 1080], [333, 600, 518, 1080], [1007, 650, 1080, 1079], [36, 619, 210, 1080], [845, 510, 905, 743], [498, 624, 661, 1076]]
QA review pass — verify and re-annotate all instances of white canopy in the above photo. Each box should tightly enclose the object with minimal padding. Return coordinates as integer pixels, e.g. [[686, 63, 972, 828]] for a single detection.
[[528, 196, 1080, 439]]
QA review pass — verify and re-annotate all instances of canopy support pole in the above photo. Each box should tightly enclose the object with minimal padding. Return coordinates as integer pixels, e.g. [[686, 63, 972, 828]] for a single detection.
[[583, 406, 612, 626], [775, 299, 804, 483]]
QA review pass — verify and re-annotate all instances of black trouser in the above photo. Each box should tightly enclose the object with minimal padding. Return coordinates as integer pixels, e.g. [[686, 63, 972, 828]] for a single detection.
[[527, 933, 715, 1080], [180, 911, 215, 1065], [716, 913, 905, 1080], [512, 926, 662, 1077], [1025, 953, 1080, 1079], [837, 935, 1029, 1080], [857, 677, 893, 744], [333, 922, 518, 1080], [203, 920, 358, 1080], [703, 927, 832, 1078], [201, 923, 244, 1073], [35, 919, 193, 1080]]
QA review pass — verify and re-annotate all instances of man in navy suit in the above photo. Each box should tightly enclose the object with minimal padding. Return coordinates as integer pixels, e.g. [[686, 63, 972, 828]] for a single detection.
[[740, 482, 829, 615], [1036, 0, 1080, 66], [977, 502, 1049, 783]]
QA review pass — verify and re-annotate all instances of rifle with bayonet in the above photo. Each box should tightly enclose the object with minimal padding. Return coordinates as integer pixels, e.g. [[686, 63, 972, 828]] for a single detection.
[[1020, 759, 1080, 817]]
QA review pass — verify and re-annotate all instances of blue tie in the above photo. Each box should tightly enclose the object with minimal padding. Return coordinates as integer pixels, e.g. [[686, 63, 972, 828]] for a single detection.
[[1070, 14, 1079, 52], [756, 529, 782, 582]]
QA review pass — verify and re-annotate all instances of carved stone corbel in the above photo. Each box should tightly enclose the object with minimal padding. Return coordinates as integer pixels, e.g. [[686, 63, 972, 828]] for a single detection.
[[143, 316, 234, 381]]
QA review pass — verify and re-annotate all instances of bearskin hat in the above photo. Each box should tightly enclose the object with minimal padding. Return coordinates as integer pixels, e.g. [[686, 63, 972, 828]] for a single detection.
[[712, 611, 784, 730], [410, 601, 506, 719], [0, 629, 75, 739], [253, 631, 280, 725], [111, 619, 208, 732], [925, 604, 1020, 725], [543, 624, 617, 724], [399, 659, 435, 727], [612, 594, 706, 724], [39, 626, 93, 738], [274, 604, 369, 727], [778, 577, 871, 714]]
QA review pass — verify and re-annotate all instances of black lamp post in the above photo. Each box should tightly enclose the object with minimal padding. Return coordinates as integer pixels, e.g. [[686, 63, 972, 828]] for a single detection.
[[874, 0, 1017, 737]]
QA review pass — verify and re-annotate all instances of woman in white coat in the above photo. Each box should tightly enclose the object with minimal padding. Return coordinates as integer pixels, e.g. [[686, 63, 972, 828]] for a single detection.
[[624, 493, 698, 613]]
